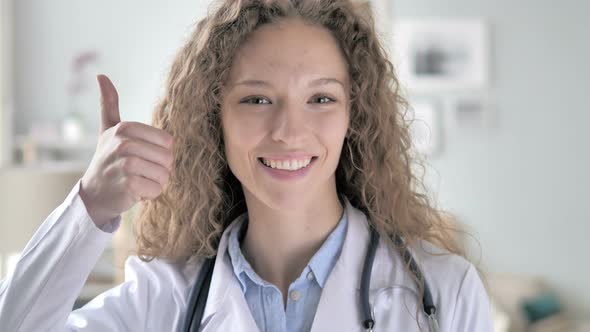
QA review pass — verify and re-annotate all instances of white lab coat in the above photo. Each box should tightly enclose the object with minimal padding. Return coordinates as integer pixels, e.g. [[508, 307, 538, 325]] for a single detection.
[[0, 180, 493, 331]]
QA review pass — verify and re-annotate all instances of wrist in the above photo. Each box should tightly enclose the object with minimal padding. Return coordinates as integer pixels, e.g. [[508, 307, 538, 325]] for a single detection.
[[79, 179, 119, 228]]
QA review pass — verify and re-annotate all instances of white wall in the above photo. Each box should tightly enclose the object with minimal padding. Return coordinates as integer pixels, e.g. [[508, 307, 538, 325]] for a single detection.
[[13, 0, 211, 135], [394, 0, 590, 319], [0, 0, 14, 166], [0, 1, 3, 164]]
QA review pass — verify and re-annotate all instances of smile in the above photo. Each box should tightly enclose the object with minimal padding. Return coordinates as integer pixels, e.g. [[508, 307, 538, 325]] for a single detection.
[[258, 157, 316, 171], [257, 156, 318, 180]]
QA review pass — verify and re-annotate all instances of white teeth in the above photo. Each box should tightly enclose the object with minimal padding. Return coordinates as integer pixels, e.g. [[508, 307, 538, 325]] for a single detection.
[[261, 158, 312, 171]]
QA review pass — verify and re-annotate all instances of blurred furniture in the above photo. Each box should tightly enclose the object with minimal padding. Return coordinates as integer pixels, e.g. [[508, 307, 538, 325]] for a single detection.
[[487, 273, 590, 332], [0, 167, 119, 309], [0, 168, 84, 271], [112, 207, 138, 283]]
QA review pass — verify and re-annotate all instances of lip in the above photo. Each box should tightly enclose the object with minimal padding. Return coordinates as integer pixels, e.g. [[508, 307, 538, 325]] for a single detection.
[[257, 156, 318, 181]]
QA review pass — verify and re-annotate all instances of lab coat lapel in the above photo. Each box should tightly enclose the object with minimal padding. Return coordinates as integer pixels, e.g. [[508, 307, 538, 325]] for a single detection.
[[199, 213, 259, 332], [311, 197, 422, 332], [310, 197, 370, 332]]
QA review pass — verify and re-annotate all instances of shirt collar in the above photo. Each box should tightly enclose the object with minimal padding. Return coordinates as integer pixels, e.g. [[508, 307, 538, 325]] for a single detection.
[[306, 209, 348, 288], [226, 219, 260, 292], [226, 203, 349, 292]]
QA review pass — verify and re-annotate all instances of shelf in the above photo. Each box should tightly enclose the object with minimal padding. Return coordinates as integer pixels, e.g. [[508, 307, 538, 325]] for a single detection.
[[1, 160, 90, 173], [7, 135, 95, 172], [13, 135, 97, 151]]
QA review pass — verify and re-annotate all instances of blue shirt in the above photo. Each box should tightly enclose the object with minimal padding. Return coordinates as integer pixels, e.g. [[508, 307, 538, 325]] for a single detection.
[[227, 211, 348, 332]]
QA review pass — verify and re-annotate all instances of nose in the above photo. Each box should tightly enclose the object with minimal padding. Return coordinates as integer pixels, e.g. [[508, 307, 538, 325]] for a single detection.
[[270, 103, 307, 145]]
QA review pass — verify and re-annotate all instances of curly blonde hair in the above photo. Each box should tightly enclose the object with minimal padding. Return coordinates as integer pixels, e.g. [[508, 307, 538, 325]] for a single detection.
[[134, 0, 464, 278]]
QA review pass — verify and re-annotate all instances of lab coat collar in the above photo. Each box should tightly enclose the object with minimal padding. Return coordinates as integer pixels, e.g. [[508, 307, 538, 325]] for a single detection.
[[201, 212, 253, 328], [200, 195, 417, 331]]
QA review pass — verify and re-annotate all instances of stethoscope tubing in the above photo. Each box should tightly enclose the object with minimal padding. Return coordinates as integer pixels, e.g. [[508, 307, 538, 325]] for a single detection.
[[360, 227, 379, 331]]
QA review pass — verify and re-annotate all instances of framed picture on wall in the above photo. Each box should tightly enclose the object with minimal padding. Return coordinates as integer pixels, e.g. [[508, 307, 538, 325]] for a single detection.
[[447, 94, 497, 131], [392, 19, 490, 92]]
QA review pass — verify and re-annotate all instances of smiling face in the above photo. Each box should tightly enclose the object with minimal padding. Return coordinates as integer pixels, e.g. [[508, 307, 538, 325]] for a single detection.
[[220, 18, 350, 211]]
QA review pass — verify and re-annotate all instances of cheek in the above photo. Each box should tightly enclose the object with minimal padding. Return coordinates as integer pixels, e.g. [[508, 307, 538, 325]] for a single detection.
[[225, 119, 264, 151], [315, 112, 348, 150], [221, 111, 266, 170]]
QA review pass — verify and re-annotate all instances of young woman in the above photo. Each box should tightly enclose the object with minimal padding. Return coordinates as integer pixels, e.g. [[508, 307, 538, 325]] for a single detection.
[[0, 0, 493, 331]]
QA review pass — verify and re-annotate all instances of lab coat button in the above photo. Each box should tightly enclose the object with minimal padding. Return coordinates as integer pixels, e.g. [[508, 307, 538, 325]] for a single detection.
[[307, 272, 314, 280]]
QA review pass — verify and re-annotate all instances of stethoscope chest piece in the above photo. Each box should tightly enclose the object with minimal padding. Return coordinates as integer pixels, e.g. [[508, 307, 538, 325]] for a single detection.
[[428, 310, 440, 332]]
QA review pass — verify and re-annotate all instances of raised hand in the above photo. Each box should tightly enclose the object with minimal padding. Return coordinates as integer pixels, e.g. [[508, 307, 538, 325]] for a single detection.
[[79, 74, 174, 228]]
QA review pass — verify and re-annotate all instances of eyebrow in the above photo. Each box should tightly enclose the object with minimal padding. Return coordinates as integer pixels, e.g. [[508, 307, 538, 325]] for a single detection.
[[230, 77, 346, 89]]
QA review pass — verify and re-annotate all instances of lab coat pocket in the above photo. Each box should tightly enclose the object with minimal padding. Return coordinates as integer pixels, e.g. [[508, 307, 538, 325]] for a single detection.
[[367, 286, 429, 332]]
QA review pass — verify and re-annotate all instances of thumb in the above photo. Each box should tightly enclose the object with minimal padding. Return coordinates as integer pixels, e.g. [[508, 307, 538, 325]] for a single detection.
[[97, 74, 121, 133]]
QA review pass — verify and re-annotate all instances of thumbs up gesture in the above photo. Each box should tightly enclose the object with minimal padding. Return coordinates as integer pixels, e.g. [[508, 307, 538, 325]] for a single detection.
[[80, 74, 174, 229]]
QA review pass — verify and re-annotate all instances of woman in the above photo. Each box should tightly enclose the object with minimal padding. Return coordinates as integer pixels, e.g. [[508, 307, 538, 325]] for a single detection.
[[0, 0, 492, 331]]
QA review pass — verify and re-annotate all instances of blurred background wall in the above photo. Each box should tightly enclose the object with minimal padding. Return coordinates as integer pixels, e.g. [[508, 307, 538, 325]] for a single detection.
[[0, 0, 588, 329], [11, 0, 209, 135], [392, 0, 590, 319]]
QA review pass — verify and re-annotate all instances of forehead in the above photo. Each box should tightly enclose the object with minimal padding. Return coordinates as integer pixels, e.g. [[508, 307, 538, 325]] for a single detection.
[[226, 18, 349, 85]]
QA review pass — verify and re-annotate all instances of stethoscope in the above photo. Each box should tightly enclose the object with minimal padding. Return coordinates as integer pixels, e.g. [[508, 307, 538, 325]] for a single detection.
[[181, 227, 440, 332]]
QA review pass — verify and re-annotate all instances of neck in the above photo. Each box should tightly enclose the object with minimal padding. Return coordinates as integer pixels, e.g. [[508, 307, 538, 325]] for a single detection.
[[240, 186, 344, 301]]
